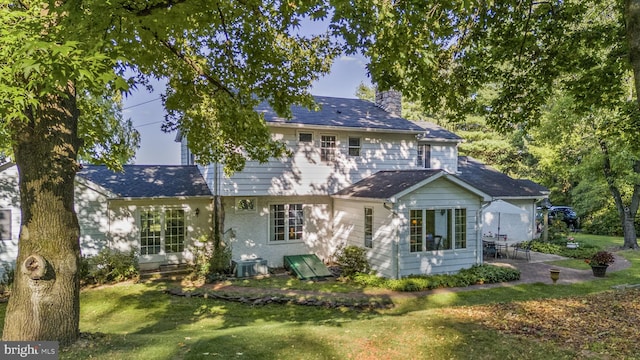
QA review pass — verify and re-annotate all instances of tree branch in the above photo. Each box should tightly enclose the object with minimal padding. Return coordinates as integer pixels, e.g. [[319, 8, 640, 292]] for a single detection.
[[216, 5, 238, 71], [122, 0, 190, 17], [148, 29, 234, 97]]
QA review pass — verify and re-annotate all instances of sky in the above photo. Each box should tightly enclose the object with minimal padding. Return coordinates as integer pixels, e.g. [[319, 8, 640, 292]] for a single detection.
[[122, 55, 371, 165]]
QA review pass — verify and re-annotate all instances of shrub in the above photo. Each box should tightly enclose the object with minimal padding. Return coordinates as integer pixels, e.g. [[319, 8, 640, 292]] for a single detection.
[[83, 249, 139, 284], [0, 263, 14, 294], [190, 235, 233, 281], [529, 238, 600, 259], [351, 264, 519, 292], [334, 245, 371, 278]]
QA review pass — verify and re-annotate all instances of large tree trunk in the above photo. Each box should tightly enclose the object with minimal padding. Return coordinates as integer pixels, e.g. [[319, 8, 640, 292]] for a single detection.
[[2, 85, 82, 346]]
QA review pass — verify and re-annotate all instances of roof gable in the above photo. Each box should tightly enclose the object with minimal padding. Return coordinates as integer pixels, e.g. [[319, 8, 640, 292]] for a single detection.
[[333, 169, 491, 201], [78, 165, 212, 198]]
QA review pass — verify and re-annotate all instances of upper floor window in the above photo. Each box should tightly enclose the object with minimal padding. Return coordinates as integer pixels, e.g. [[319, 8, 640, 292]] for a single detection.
[[320, 135, 336, 162], [417, 144, 431, 168], [348, 137, 361, 156], [0, 209, 10, 240], [299, 132, 313, 143], [270, 204, 304, 242]]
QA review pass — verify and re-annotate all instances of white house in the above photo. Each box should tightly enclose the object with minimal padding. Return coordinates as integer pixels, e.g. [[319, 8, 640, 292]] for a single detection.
[[0, 93, 548, 279], [179, 93, 549, 278], [0, 165, 214, 273]]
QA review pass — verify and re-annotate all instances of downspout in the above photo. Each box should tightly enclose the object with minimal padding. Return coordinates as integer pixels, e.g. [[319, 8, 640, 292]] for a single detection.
[[383, 200, 399, 279], [478, 199, 492, 264]]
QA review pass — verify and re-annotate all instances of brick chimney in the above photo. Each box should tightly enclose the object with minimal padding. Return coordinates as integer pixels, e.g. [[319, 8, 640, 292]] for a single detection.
[[375, 89, 402, 116]]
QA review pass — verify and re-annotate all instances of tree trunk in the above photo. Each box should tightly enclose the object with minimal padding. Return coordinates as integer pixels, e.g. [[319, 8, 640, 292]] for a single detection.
[[622, 208, 639, 248], [2, 86, 82, 346]]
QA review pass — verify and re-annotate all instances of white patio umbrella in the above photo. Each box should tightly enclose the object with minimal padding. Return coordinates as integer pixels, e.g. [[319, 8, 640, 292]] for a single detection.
[[484, 200, 528, 237]]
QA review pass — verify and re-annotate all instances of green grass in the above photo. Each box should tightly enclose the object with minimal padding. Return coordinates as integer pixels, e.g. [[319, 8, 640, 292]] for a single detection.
[[2, 233, 640, 359]]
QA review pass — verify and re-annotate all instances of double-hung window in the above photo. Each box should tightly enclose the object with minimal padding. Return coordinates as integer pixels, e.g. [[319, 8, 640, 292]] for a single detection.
[[320, 135, 336, 162], [417, 144, 431, 168], [140, 208, 185, 255], [349, 137, 361, 156], [270, 204, 304, 242]]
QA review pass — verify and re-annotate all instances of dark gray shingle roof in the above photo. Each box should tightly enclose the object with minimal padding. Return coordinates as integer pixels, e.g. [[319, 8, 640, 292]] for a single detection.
[[334, 170, 442, 199], [78, 165, 212, 198], [456, 157, 548, 198], [334, 157, 548, 200], [256, 96, 425, 133], [412, 120, 463, 141]]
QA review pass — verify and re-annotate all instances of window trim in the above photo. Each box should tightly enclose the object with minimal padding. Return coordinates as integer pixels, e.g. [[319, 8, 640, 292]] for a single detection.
[[408, 208, 467, 253], [320, 134, 337, 162], [139, 206, 187, 256], [364, 207, 373, 248], [417, 144, 432, 168], [348, 136, 361, 157], [297, 131, 314, 143], [235, 198, 257, 213], [269, 203, 304, 243]]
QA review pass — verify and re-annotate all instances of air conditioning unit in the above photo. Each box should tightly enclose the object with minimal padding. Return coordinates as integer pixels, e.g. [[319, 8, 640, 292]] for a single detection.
[[233, 258, 269, 278]]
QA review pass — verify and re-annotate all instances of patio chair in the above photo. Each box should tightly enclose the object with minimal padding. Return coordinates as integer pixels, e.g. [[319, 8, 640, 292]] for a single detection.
[[483, 241, 497, 259], [513, 242, 532, 261], [426, 234, 443, 251]]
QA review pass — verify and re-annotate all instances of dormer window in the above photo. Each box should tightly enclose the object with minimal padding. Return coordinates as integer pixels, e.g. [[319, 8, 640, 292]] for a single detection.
[[417, 144, 431, 168]]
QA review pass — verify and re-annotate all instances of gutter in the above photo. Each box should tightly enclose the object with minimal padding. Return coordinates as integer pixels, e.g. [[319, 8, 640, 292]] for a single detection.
[[383, 200, 401, 279]]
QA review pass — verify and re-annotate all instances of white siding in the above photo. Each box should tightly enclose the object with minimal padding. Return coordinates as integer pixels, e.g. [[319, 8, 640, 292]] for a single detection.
[[201, 128, 458, 197], [396, 178, 483, 277], [74, 182, 109, 256], [224, 195, 334, 268], [428, 142, 458, 173], [0, 166, 20, 274], [333, 199, 398, 278], [108, 198, 213, 271]]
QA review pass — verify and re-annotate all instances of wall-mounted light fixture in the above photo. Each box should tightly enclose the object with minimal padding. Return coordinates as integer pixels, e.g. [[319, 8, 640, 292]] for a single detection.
[[440, 209, 446, 216], [195, 208, 200, 216]]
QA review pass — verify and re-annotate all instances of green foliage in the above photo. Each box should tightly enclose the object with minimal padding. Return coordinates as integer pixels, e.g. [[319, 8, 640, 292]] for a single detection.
[[81, 249, 139, 285], [334, 245, 371, 278], [529, 239, 600, 260], [190, 235, 232, 281], [352, 265, 519, 292], [0, 263, 14, 293]]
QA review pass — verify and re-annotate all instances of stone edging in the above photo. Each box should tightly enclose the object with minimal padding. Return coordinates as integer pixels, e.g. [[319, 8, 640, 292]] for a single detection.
[[163, 288, 394, 310]]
